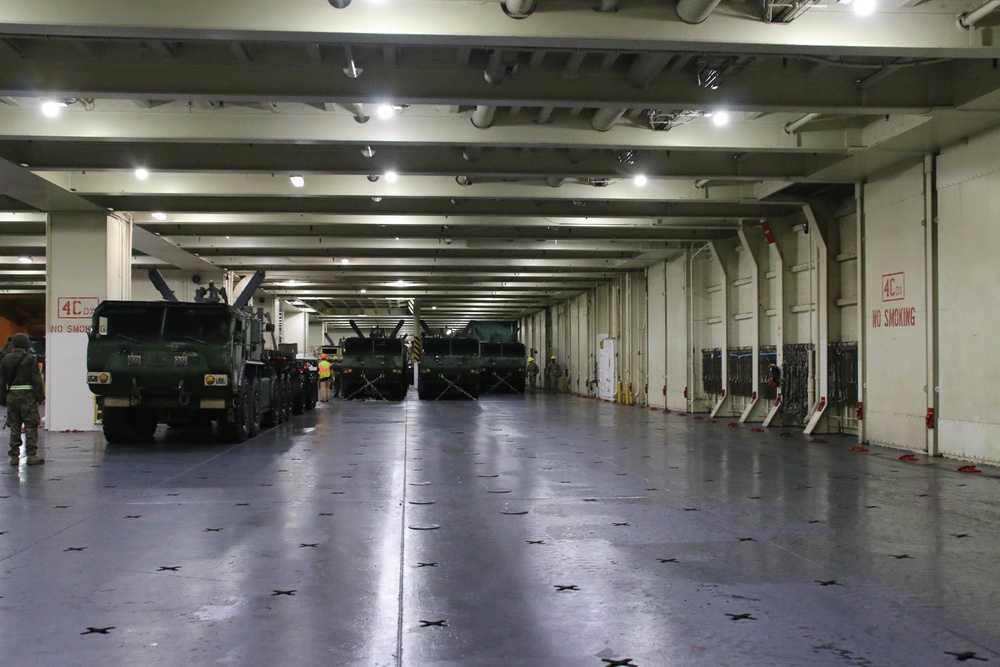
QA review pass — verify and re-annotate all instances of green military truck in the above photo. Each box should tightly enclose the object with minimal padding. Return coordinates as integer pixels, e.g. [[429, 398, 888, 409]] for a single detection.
[[86, 271, 295, 443], [341, 319, 408, 400], [417, 321, 480, 400], [478, 341, 527, 394]]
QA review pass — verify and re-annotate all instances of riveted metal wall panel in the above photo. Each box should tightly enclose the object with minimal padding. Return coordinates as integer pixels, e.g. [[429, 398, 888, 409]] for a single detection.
[[863, 162, 928, 450], [647, 262, 667, 409], [665, 253, 689, 411], [937, 128, 1000, 464]]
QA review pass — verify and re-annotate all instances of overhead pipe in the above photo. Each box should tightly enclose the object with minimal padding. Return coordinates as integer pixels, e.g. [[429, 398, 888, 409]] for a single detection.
[[959, 0, 1000, 28], [484, 49, 517, 84], [502, 0, 537, 18], [626, 52, 673, 88], [783, 113, 820, 135], [591, 107, 627, 131], [676, 0, 723, 24], [462, 145, 484, 161], [341, 103, 369, 124], [471, 105, 497, 128]]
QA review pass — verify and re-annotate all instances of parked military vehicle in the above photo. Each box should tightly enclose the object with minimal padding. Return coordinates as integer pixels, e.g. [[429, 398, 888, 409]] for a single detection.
[[291, 357, 319, 413], [86, 270, 297, 443], [341, 319, 409, 400], [417, 321, 481, 400], [461, 320, 526, 394], [478, 342, 527, 394]]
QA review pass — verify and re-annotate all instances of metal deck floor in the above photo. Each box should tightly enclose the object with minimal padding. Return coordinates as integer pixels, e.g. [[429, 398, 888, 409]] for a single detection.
[[3, 394, 1000, 667]]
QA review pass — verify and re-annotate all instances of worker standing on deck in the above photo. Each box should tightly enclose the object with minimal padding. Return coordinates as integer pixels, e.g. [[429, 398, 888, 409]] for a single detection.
[[2, 333, 45, 466], [545, 355, 561, 393], [318, 354, 332, 402], [526, 356, 539, 391]]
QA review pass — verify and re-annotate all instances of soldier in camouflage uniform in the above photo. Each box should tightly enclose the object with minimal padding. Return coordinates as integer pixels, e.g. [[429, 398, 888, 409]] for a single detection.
[[2, 333, 45, 466]]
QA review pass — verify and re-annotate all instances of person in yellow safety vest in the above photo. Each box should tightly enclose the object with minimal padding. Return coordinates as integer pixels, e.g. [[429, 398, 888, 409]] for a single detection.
[[318, 354, 332, 402], [525, 356, 539, 392], [544, 355, 561, 393]]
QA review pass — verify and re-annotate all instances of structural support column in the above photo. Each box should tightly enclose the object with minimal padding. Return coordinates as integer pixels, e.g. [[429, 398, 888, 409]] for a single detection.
[[46, 212, 132, 431]]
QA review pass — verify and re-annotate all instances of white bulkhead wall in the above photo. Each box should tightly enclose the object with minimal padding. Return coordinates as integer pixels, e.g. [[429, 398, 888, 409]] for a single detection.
[[936, 126, 1000, 464], [647, 262, 667, 408], [863, 162, 929, 451]]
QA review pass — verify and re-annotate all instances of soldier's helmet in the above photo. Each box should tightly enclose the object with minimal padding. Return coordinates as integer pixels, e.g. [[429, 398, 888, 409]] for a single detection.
[[11, 333, 30, 350]]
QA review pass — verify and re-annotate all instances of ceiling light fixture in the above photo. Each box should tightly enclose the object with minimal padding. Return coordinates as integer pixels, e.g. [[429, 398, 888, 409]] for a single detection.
[[711, 111, 730, 127], [41, 100, 67, 117], [341, 258, 350, 264], [384, 171, 398, 183], [151, 211, 167, 221], [634, 174, 648, 187], [377, 103, 394, 119], [360, 288, 367, 294], [853, 0, 876, 15], [135, 167, 149, 180], [290, 175, 305, 187], [17, 255, 32, 263]]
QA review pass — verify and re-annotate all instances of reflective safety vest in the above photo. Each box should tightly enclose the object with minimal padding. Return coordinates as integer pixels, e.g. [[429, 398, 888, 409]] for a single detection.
[[318, 360, 332, 378]]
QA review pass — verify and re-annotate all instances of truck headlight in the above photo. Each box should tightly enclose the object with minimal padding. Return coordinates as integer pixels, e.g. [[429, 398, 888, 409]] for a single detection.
[[87, 372, 112, 384], [204, 374, 228, 386]]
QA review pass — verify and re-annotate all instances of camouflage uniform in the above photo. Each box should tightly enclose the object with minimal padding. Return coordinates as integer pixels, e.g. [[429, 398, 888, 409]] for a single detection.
[[2, 347, 45, 459]]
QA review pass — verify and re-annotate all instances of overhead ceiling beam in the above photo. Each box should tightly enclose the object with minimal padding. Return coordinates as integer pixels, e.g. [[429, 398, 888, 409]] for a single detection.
[[0, 0, 990, 58]]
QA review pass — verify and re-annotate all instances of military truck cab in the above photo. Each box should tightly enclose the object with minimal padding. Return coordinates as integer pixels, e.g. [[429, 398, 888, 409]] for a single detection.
[[479, 341, 527, 394], [417, 337, 480, 400], [86, 299, 294, 443]]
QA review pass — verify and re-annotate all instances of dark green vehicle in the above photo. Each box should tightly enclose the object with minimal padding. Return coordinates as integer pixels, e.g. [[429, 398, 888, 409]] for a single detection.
[[341, 320, 408, 400], [479, 341, 527, 394], [417, 337, 481, 400], [86, 298, 294, 443]]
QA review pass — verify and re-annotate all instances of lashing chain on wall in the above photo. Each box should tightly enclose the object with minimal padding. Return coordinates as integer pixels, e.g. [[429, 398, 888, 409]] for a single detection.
[[782, 343, 812, 425], [759, 346, 778, 401], [828, 342, 858, 406], [701, 348, 723, 395], [728, 347, 754, 397]]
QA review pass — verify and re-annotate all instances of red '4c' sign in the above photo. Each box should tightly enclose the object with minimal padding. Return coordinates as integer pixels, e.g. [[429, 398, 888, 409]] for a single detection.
[[57, 296, 99, 319]]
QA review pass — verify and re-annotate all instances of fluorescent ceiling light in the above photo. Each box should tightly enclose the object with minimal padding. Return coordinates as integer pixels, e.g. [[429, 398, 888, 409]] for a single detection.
[[377, 103, 394, 119], [340, 258, 350, 264], [853, 0, 876, 14], [384, 171, 398, 183], [151, 211, 167, 221], [634, 174, 648, 187], [711, 111, 729, 127], [41, 100, 67, 117], [135, 168, 149, 180], [18, 255, 33, 263], [290, 175, 305, 187], [360, 288, 367, 293]]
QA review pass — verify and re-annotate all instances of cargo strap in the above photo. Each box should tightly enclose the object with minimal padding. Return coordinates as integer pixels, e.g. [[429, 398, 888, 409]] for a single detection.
[[483, 371, 520, 395], [431, 373, 478, 401], [345, 372, 387, 400]]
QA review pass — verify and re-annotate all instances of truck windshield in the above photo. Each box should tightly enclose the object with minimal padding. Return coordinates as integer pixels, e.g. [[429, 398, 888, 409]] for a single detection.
[[163, 308, 231, 343], [101, 305, 165, 341], [98, 305, 230, 343]]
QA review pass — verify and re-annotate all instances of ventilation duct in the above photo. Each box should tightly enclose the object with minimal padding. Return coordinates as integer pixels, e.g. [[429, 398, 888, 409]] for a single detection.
[[472, 105, 497, 128], [960, 0, 1000, 28], [591, 107, 627, 131], [502, 0, 537, 18], [676, 0, 723, 24], [783, 113, 819, 135]]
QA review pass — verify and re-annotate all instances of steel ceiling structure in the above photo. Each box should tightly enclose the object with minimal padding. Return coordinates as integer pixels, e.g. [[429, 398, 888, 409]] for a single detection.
[[1, 0, 999, 330]]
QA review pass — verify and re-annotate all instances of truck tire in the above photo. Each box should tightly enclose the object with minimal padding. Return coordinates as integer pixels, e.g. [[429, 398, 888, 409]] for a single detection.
[[223, 389, 251, 443], [102, 407, 136, 443], [248, 380, 262, 437], [129, 408, 158, 440]]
